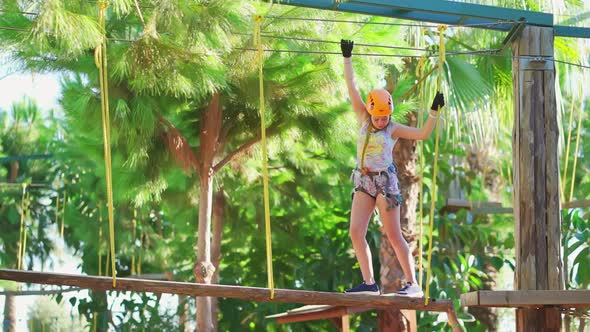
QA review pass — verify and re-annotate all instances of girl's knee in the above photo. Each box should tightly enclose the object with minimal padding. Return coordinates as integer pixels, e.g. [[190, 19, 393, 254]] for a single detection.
[[384, 227, 403, 242], [387, 232, 407, 248], [349, 226, 368, 243]]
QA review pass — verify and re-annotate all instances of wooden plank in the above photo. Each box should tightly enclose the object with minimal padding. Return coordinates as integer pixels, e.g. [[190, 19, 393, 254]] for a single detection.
[[0, 269, 452, 311], [274, 307, 347, 324], [440, 199, 512, 215], [562, 199, 590, 209], [511, 31, 521, 292], [445, 199, 503, 209], [461, 290, 590, 308], [532, 69, 548, 290], [519, 68, 537, 290], [441, 199, 590, 215], [473, 207, 513, 214], [267, 305, 371, 323], [459, 291, 479, 307], [542, 27, 562, 292], [267, 304, 333, 316]]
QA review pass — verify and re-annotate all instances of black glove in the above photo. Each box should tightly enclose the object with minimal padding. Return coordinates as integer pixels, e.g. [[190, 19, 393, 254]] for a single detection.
[[430, 92, 445, 111], [341, 39, 353, 58]]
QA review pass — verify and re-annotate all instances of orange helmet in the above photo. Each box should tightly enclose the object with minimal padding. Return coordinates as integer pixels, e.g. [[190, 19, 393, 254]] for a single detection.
[[365, 89, 393, 116]]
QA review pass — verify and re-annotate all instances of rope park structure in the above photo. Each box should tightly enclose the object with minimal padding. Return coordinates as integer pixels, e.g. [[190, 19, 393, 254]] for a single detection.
[[1, 1, 590, 331]]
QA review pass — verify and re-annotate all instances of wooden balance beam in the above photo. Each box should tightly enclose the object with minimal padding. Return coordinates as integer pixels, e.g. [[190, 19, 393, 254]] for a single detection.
[[0, 269, 451, 311], [461, 290, 590, 308]]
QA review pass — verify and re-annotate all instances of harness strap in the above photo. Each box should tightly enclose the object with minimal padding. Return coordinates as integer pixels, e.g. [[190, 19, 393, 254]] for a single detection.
[[359, 119, 374, 174]]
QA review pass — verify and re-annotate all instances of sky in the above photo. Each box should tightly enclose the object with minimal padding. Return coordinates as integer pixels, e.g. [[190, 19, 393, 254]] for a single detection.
[[0, 71, 62, 112]]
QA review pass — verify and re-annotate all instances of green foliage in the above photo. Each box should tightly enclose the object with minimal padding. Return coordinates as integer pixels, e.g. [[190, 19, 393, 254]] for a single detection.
[[563, 210, 590, 288], [1, 0, 589, 330], [0, 98, 57, 269]]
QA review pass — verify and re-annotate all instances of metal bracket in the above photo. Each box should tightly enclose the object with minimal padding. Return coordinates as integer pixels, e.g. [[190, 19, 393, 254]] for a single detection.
[[520, 56, 554, 71], [501, 18, 526, 52]]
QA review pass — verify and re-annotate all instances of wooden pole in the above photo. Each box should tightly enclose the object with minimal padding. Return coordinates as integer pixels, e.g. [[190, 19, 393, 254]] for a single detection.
[[341, 314, 350, 332], [511, 26, 563, 332]]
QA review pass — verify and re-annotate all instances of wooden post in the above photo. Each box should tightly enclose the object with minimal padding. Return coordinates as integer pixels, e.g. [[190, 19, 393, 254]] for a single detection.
[[511, 26, 563, 332], [341, 314, 350, 332]]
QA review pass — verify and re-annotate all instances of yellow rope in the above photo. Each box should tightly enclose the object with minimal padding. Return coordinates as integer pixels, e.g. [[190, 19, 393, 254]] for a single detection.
[[568, 97, 584, 202], [21, 190, 31, 270], [60, 191, 67, 237], [95, 0, 117, 287], [131, 209, 137, 275], [105, 248, 110, 277], [98, 204, 103, 276], [137, 211, 142, 275], [416, 56, 427, 289], [561, 93, 576, 200], [425, 24, 446, 306], [55, 190, 60, 225], [17, 183, 27, 270], [254, 15, 275, 299]]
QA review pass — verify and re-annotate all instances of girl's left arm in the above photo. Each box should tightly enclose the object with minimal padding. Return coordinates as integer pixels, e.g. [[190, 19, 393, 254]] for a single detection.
[[392, 92, 445, 141], [392, 111, 438, 140]]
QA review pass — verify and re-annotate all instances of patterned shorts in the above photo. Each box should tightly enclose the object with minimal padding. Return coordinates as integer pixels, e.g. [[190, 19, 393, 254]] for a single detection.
[[351, 164, 403, 209]]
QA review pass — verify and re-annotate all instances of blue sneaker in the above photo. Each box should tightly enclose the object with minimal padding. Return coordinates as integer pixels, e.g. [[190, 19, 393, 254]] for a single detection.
[[344, 282, 380, 295]]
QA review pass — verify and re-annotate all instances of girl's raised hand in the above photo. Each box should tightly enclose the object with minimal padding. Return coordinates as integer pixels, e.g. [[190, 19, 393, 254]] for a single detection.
[[341, 39, 354, 58]]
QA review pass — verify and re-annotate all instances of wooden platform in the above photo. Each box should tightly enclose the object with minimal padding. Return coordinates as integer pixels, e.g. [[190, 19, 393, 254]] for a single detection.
[[441, 198, 590, 215], [266, 305, 369, 324], [461, 290, 590, 308], [0, 269, 451, 311], [441, 199, 513, 215]]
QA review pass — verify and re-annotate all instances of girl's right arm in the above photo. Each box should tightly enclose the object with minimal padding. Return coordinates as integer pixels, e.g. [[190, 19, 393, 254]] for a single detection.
[[341, 40, 368, 123]]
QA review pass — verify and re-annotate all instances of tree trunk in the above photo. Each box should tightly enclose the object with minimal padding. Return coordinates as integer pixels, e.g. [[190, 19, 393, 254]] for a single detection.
[[194, 93, 222, 332], [210, 189, 225, 331], [378, 112, 420, 332], [195, 142, 214, 332], [90, 290, 110, 332], [178, 295, 190, 332], [9, 161, 19, 182], [3, 293, 16, 332]]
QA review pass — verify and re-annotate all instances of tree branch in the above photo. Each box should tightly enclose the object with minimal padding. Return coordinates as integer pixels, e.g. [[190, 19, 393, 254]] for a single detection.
[[212, 123, 282, 175], [158, 115, 199, 172]]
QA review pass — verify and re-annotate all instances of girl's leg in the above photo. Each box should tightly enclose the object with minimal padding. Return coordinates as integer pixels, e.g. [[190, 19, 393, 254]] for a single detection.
[[375, 195, 417, 285], [350, 191, 377, 284]]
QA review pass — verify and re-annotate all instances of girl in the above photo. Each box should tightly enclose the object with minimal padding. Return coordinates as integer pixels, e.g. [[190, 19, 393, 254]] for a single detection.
[[341, 39, 444, 297]]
